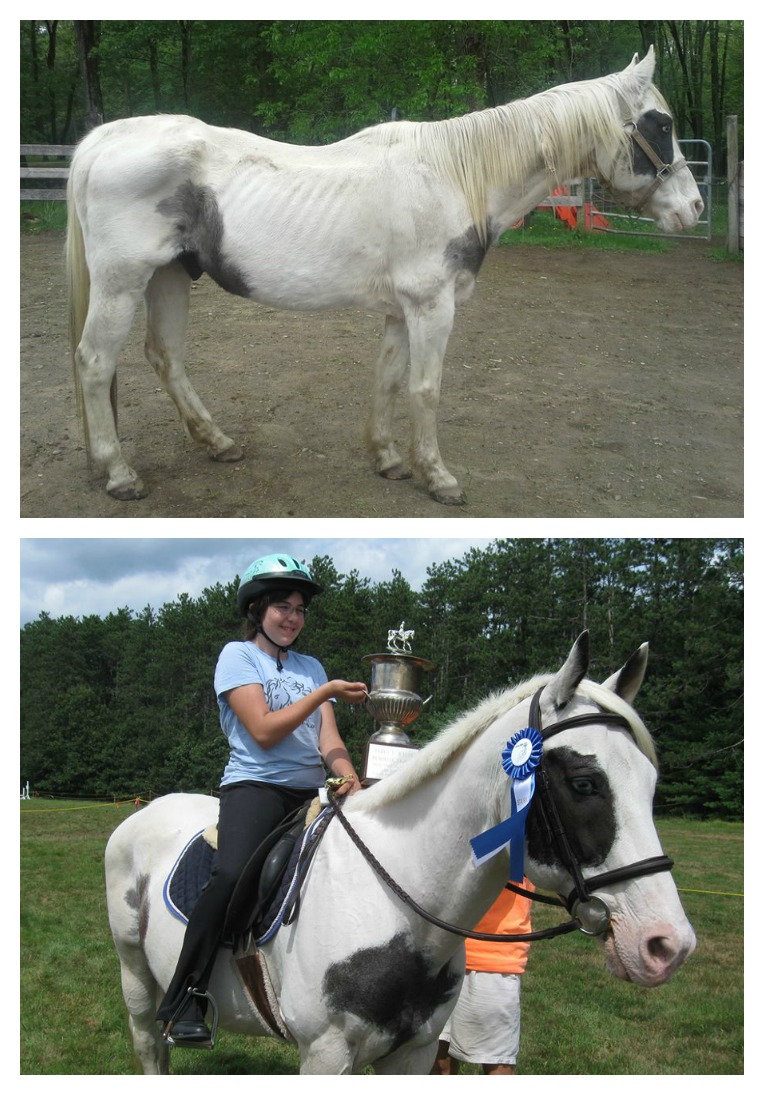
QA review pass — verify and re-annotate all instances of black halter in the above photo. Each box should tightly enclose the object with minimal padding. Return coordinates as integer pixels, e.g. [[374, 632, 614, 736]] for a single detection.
[[626, 120, 688, 215], [515, 688, 674, 934]]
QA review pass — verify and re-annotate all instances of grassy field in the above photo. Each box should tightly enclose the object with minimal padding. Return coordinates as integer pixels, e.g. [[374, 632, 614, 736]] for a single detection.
[[19, 800, 743, 1076]]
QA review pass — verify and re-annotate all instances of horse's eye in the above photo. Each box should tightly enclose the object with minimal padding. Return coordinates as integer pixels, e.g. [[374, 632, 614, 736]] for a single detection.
[[661, 123, 671, 134], [570, 776, 598, 796]]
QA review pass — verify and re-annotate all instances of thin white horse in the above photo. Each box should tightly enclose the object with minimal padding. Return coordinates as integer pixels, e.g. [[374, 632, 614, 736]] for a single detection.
[[67, 48, 702, 506], [105, 634, 695, 1074]]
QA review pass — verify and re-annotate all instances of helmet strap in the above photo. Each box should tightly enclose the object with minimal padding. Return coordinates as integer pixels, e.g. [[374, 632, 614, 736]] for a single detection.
[[255, 623, 292, 672]]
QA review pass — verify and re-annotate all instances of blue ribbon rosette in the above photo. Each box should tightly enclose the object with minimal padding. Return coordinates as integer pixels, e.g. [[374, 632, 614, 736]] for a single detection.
[[470, 726, 543, 881]]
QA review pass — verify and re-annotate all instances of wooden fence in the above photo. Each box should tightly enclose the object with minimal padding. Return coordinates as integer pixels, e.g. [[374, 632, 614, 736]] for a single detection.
[[20, 144, 74, 201]]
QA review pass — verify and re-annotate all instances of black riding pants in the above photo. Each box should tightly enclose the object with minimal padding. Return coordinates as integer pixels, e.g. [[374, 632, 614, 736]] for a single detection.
[[156, 780, 317, 1024]]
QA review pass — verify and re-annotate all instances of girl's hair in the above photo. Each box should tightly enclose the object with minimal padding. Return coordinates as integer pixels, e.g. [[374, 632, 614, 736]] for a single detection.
[[242, 586, 311, 641]]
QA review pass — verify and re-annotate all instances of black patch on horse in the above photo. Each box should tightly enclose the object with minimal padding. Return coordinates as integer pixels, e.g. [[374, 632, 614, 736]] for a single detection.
[[526, 746, 617, 868], [157, 181, 252, 297], [632, 110, 674, 175], [322, 931, 461, 1051], [445, 226, 489, 276], [124, 872, 151, 944]]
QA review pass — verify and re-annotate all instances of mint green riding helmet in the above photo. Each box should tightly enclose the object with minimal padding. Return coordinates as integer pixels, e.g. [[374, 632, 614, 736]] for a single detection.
[[236, 554, 322, 616]]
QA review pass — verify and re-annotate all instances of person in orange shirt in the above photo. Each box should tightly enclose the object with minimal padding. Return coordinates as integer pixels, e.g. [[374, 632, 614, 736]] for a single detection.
[[431, 882, 533, 1075]]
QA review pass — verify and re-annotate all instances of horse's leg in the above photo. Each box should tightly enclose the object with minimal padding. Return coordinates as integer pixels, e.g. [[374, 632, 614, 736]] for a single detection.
[[365, 314, 413, 481], [298, 1031, 355, 1075], [401, 292, 465, 505], [144, 262, 243, 463], [105, 849, 169, 1073], [74, 281, 147, 500], [373, 1039, 440, 1075], [118, 947, 170, 1075]]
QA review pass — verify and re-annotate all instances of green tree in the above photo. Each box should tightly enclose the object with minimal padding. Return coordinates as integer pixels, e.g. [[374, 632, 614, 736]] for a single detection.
[[20, 20, 744, 161]]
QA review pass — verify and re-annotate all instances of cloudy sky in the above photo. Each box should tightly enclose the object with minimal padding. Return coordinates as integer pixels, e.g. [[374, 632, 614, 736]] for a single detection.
[[19, 534, 498, 627]]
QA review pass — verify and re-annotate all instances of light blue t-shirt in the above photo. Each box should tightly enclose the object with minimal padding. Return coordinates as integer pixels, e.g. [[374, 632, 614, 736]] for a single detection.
[[214, 641, 330, 788]]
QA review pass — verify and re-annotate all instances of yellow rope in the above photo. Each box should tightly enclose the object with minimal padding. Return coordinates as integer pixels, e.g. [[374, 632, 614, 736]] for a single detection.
[[678, 886, 744, 898], [20, 798, 147, 813]]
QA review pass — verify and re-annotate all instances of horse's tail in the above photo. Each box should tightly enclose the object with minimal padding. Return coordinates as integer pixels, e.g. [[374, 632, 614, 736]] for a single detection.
[[66, 158, 117, 466], [66, 165, 92, 463]]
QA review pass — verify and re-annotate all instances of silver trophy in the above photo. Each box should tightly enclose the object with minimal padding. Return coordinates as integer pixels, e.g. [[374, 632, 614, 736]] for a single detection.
[[361, 623, 434, 783]]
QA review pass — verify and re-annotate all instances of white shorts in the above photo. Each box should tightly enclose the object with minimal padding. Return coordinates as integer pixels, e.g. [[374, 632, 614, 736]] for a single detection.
[[441, 970, 522, 1066]]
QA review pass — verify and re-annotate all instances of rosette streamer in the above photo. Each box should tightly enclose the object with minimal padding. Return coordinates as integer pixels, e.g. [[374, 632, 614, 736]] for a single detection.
[[469, 727, 543, 881]]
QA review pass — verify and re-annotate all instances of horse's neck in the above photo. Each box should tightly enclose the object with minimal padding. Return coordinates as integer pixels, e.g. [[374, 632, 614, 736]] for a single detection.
[[489, 168, 568, 236], [356, 736, 509, 948], [442, 89, 607, 237]]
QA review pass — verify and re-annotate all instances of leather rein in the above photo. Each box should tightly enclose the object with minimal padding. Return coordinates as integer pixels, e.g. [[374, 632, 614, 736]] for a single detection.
[[326, 688, 674, 942]]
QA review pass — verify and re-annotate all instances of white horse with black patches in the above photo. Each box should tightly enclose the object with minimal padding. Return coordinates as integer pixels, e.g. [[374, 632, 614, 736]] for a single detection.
[[67, 48, 702, 506], [105, 634, 695, 1074]]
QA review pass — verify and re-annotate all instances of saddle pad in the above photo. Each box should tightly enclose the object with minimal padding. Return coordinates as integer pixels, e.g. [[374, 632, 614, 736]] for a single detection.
[[162, 807, 332, 938], [163, 830, 217, 924], [162, 823, 309, 934]]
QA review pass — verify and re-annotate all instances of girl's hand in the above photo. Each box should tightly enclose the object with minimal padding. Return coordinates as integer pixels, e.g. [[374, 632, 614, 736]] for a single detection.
[[331, 680, 369, 705], [326, 774, 363, 796]]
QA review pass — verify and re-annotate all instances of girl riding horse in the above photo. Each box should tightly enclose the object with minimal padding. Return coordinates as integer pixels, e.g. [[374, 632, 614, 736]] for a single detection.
[[156, 553, 366, 1047]]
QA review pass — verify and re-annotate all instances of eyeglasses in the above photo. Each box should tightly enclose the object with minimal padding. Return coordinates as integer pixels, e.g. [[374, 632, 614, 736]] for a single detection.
[[271, 603, 307, 620]]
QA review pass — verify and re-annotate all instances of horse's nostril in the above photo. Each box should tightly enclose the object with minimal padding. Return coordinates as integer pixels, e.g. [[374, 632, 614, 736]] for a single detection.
[[647, 935, 674, 963]]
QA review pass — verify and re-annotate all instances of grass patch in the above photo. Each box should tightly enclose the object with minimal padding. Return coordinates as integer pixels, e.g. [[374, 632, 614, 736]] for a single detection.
[[500, 210, 674, 253], [520, 817, 743, 1075], [21, 201, 68, 233], [20, 803, 743, 1075]]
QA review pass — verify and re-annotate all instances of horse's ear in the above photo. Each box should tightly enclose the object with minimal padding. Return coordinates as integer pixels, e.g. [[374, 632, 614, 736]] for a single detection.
[[601, 642, 649, 703], [620, 44, 656, 99], [541, 631, 590, 710]]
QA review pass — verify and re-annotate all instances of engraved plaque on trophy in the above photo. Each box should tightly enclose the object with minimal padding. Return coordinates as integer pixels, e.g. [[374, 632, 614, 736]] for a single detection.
[[361, 623, 434, 784]]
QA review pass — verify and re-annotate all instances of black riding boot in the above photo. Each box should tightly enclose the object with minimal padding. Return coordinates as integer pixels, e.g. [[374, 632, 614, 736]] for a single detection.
[[155, 878, 231, 1047]]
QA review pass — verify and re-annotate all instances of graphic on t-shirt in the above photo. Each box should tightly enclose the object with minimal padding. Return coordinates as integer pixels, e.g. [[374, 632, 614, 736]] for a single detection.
[[264, 674, 316, 723]]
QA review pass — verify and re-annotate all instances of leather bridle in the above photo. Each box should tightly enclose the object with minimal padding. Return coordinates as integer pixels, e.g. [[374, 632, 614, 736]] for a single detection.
[[326, 687, 675, 942], [510, 688, 674, 935]]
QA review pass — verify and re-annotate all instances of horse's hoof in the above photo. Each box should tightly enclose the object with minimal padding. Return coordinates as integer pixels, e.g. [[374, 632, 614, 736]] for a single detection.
[[108, 480, 147, 501], [211, 443, 244, 463], [430, 487, 466, 506], [379, 463, 412, 481]]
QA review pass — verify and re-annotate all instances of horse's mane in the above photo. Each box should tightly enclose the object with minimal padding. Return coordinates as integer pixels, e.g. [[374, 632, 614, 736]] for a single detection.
[[354, 74, 635, 245], [348, 671, 656, 813]]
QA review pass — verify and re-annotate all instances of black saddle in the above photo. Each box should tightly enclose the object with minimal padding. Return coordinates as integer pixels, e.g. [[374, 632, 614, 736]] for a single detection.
[[224, 805, 312, 938]]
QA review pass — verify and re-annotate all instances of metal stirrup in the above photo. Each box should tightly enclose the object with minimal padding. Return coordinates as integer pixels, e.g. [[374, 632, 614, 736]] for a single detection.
[[163, 987, 219, 1049]]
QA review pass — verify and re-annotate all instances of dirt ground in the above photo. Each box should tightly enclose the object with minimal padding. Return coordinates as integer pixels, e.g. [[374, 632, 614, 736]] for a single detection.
[[20, 231, 743, 519]]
